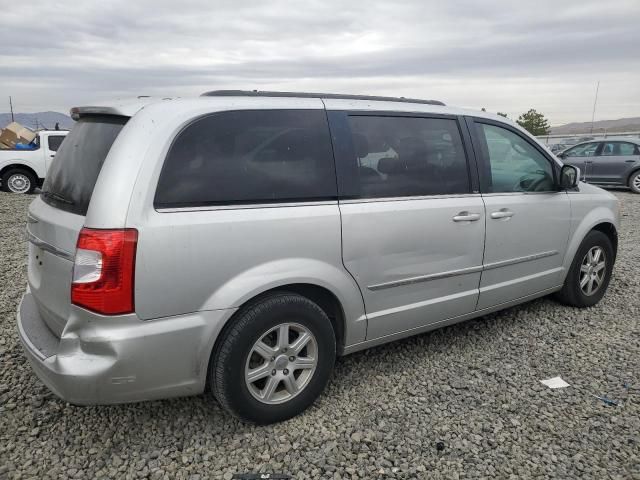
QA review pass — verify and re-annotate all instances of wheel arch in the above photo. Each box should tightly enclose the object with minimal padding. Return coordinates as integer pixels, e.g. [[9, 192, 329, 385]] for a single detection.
[[592, 222, 618, 261], [627, 167, 640, 186], [0, 163, 40, 182], [563, 207, 619, 277], [205, 282, 350, 392]]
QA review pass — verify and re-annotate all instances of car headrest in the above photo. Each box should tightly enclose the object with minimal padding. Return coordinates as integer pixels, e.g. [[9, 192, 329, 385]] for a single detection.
[[377, 157, 405, 174], [352, 133, 369, 159]]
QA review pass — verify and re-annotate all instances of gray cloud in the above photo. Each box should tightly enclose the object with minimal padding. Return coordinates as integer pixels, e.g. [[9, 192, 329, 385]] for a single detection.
[[1, 0, 638, 124]]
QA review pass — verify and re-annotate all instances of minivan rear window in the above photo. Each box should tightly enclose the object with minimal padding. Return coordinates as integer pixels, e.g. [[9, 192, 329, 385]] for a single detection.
[[41, 116, 127, 215]]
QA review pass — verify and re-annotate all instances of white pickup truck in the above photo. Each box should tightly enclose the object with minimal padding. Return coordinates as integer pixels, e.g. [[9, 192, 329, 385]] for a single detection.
[[0, 130, 69, 193]]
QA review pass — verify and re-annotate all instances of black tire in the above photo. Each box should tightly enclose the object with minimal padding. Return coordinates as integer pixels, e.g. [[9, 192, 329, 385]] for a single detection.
[[556, 230, 614, 308], [211, 292, 336, 424], [1, 168, 36, 194], [629, 170, 640, 194]]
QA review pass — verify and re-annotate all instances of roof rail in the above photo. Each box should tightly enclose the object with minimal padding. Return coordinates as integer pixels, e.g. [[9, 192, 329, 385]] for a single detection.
[[200, 90, 445, 106]]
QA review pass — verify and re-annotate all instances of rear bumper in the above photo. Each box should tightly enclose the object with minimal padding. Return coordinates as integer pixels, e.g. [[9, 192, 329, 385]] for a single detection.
[[17, 291, 235, 405]]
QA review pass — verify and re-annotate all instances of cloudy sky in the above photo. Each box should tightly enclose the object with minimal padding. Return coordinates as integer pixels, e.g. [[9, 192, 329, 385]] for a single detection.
[[1, 0, 639, 125]]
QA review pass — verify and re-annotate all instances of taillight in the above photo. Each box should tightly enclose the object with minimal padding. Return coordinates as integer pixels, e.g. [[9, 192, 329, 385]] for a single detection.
[[71, 228, 138, 315]]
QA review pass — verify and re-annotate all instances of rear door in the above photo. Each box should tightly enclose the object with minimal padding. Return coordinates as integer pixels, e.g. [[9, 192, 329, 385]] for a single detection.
[[468, 117, 571, 309], [329, 111, 485, 340], [27, 116, 127, 335], [590, 141, 640, 184]]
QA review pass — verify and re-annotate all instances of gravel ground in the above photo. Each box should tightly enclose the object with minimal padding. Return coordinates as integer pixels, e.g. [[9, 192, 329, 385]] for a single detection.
[[1, 190, 639, 480]]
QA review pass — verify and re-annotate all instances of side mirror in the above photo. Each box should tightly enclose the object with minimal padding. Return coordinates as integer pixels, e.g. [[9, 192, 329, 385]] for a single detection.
[[560, 164, 579, 189]]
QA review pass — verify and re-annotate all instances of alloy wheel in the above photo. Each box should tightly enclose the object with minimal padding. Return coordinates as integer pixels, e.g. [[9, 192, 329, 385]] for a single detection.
[[244, 322, 318, 404], [579, 246, 606, 296]]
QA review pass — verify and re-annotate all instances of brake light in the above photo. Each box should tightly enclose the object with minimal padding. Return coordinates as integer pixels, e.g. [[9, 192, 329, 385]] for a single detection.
[[71, 228, 138, 315]]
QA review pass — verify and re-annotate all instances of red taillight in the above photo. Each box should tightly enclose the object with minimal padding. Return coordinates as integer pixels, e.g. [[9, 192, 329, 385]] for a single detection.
[[71, 228, 138, 315]]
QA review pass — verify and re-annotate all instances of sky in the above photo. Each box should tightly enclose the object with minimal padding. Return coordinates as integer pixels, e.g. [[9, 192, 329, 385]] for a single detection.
[[1, 0, 639, 125]]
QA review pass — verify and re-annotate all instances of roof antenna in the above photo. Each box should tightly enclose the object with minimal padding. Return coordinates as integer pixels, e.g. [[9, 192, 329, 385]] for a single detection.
[[589, 81, 600, 135]]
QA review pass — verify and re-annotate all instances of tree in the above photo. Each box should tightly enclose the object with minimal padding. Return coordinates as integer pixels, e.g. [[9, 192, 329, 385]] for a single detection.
[[516, 109, 550, 135], [497, 112, 508, 118]]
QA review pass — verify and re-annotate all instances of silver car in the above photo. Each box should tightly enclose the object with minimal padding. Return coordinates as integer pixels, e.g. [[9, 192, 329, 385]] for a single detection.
[[18, 91, 620, 424], [558, 138, 640, 193]]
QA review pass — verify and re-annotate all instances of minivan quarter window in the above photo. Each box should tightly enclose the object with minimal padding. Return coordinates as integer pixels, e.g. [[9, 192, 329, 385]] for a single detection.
[[341, 115, 470, 198], [476, 122, 555, 193], [155, 109, 337, 208]]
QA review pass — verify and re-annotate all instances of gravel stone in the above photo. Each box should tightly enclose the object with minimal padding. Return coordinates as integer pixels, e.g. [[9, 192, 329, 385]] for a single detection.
[[0, 190, 639, 479]]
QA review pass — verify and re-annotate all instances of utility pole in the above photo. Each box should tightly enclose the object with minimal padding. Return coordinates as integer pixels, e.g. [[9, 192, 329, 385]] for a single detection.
[[590, 81, 600, 134], [9, 96, 14, 122]]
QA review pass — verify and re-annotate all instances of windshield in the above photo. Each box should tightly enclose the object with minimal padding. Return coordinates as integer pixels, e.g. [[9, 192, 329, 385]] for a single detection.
[[41, 115, 127, 215]]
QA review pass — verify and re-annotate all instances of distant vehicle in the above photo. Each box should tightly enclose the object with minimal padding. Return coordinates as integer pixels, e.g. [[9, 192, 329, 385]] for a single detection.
[[0, 130, 69, 193], [557, 138, 640, 193], [18, 92, 619, 424]]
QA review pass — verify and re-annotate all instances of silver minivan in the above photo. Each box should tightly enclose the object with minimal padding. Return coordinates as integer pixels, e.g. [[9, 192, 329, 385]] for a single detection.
[[18, 91, 620, 423]]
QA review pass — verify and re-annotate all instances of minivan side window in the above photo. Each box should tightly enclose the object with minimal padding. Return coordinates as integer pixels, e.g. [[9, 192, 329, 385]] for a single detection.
[[476, 123, 555, 193], [155, 110, 337, 208], [344, 115, 470, 198]]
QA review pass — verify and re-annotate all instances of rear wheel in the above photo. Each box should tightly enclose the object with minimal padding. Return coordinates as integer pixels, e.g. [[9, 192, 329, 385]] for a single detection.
[[629, 171, 640, 194], [1, 168, 36, 194], [211, 292, 336, 424], [556, 230, 614, 307]]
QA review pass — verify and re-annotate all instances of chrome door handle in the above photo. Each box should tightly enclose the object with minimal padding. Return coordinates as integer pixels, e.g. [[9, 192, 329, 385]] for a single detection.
[[490, 209, 514, 219], [452, 212, 481, 222]]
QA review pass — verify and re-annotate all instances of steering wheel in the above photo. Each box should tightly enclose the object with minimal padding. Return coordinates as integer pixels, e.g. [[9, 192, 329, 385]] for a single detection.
[[512, 171, 551, 192]]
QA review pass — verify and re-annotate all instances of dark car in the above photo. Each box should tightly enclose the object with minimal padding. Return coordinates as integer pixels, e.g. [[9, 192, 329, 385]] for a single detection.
[[558, 138, 640, 193]]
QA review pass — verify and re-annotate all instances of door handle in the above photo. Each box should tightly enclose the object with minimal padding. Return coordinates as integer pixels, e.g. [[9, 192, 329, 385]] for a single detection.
[[585, 161, 594, 164], [490, 209, 514, 219], [625, 160, 636, 163], [452, 212, 481, 222]]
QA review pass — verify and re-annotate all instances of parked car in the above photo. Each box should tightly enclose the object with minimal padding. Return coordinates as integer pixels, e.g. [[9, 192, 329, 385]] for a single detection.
[[557, 138, 640, 193], [0, 130, 69, 193], [18, 92, 619, 424]]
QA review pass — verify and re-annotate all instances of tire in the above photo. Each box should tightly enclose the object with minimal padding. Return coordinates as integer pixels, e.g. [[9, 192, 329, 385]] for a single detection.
[[556, 230, 614, 308], [1, 168, 36, 194], [629, 170, 640, 194], [211, 292, 336, 424]]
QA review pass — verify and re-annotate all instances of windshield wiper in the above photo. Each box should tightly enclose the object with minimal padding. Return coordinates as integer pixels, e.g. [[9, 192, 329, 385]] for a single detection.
[[41, 190, 75, 205]]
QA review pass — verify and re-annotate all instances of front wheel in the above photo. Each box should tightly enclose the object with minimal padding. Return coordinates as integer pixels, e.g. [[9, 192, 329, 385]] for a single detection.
[[211, 292, 336, 424], [556, 230, 614, 308], [629, 171, 640, 194], [1, 168, 36, 194]]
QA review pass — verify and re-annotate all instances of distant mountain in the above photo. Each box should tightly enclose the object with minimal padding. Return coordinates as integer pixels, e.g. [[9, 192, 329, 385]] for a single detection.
[[551, 117, 640, 135], [0, 112, 74, 131]]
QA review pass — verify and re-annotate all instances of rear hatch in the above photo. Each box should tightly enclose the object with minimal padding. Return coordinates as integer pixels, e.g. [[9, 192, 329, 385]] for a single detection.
[[26, 115, 127, 336]]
